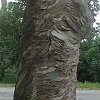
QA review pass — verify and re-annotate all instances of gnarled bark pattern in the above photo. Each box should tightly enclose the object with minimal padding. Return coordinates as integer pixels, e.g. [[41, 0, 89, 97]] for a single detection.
[[14, 0, 93, 100]]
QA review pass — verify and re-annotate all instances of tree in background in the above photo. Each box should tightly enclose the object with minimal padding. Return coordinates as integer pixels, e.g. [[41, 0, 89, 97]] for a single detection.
[[77, 28, 100, 82], [1, 0, 7, 7], [0, 1, 24, 82], [77, 29, 98, 82], [14, 0, 93, 100]]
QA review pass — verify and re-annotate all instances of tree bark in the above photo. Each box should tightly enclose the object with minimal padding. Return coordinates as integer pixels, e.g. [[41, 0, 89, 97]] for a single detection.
[[1, 0, 7, 7], [14, 0, 93, 100]]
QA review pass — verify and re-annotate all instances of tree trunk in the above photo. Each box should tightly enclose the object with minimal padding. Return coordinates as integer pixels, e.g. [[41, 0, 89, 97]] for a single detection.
[[1, 0, 7, 7], [14, 0, 93, 100]]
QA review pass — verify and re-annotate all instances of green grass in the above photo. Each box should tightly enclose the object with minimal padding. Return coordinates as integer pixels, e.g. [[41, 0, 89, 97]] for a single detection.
[[77, 82, 100, 89], [0, 83, 15, 87]]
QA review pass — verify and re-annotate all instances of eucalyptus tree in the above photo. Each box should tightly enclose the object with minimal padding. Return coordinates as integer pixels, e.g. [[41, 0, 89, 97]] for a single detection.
[[14, 0, 93, 100]]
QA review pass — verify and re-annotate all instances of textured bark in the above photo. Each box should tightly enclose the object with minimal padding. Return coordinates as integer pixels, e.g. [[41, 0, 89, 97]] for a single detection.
[[14, 0, 93, 100]]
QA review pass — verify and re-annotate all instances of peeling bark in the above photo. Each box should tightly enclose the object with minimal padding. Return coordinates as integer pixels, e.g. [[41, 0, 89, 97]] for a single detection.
[[14, 0, 93, 100]]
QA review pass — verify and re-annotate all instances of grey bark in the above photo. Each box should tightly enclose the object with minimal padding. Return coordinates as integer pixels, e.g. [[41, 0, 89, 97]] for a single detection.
[[1, 0, 7, 7], [14, 0, 93, 100]]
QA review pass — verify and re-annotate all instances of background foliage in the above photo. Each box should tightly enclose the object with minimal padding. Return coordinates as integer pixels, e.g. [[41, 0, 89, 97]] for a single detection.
[[0, 1, 24, 83]]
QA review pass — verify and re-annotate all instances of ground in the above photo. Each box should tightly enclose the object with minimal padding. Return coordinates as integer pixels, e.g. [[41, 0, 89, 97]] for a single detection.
[[0, 88, 14, 100], [77, 90, 100, 100]]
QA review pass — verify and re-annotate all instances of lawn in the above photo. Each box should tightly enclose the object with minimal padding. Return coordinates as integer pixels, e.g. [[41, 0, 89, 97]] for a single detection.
[[0, 83, 15, 87], [77, 82, 100, 89]]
